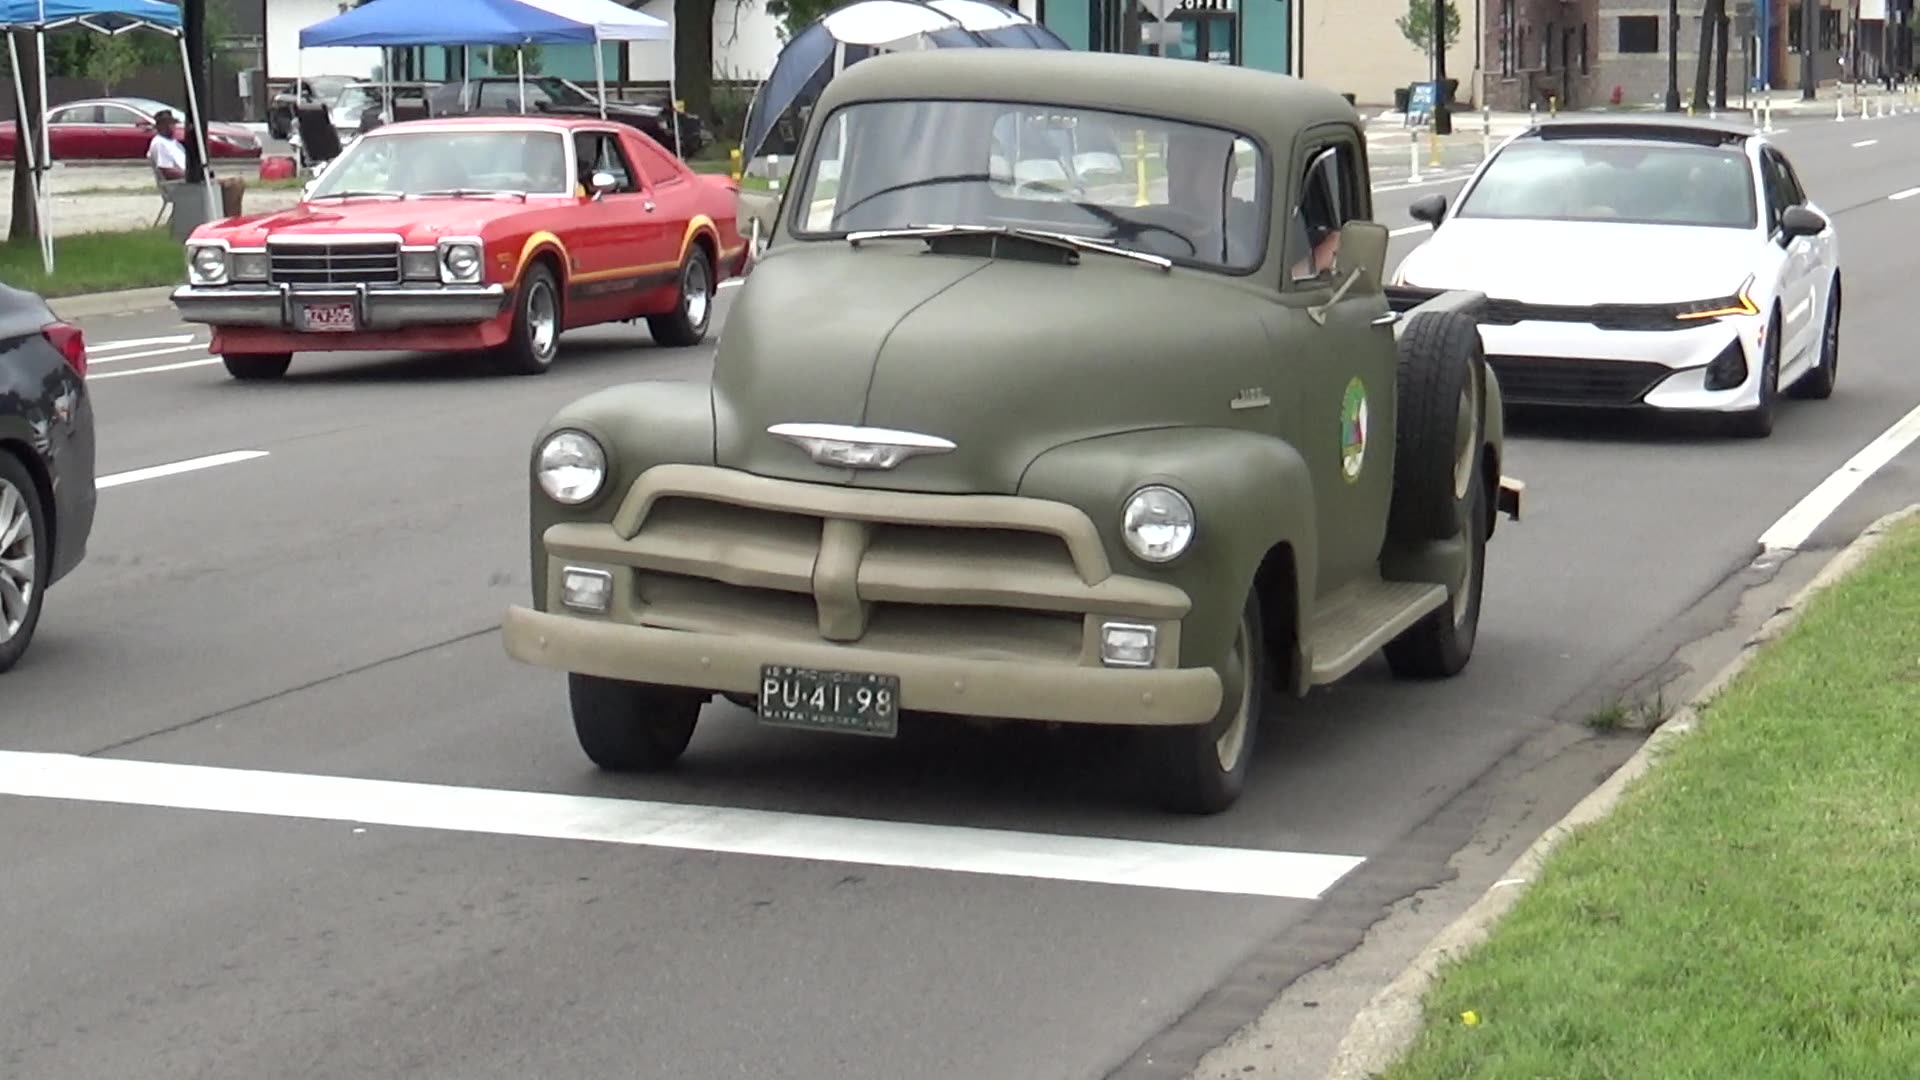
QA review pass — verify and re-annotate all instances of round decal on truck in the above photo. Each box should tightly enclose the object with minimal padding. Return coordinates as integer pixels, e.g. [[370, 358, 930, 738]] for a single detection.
[[1341, 377, 1368, 482]]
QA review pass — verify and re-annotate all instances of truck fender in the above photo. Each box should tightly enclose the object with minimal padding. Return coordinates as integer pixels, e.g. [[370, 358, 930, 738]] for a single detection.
[[525, 381, 717, 608], [1018, 426, 1317, 676]]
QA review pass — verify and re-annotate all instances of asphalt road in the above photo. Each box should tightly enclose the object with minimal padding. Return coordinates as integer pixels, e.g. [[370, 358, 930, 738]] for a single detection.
[[5, 110, 1918, 1080]]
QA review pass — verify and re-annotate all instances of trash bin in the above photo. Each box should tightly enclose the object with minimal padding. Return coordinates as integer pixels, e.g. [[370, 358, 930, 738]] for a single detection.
[[169, 181, 215, 241], [220, 178, 245, 218]]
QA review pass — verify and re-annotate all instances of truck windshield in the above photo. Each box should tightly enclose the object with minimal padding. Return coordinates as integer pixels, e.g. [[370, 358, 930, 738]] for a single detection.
[[1455, 137, 1758, 229], [792, 100, 1267, 272]]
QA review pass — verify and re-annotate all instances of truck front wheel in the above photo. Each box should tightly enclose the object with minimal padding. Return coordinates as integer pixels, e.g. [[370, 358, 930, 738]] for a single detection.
[[568, 673, 706, 771], [1144, 592, 1264, 814]]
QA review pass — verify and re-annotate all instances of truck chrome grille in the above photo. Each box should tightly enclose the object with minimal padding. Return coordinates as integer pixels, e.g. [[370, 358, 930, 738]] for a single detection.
[[267, 238, 403, 286]]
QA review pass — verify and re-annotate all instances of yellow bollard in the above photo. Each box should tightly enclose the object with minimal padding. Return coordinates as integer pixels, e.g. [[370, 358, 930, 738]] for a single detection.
[[1549, 95, 1558, 117], [729, 147, 742, 181], [1428, 125, 1441, 168], [1134, 129, 1150, 207]]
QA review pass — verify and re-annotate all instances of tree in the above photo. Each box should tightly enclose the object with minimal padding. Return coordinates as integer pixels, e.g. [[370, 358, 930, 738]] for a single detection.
[[764, 0, 839, 40], [1691, 0, 1728, 111], [675, 0, 717, 118], [7, 29, 42, 245], [1396, 0, 1460, 59], [87, 32, 142, 94]]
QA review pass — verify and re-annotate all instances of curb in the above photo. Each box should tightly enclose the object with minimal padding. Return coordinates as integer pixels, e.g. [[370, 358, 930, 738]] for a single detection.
[[1323, 502, 1920, 1080], [47, 285, 179, 321]]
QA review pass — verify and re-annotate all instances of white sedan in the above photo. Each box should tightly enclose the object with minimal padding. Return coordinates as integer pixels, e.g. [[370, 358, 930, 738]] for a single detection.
[[1391, 118, 1840, 437]]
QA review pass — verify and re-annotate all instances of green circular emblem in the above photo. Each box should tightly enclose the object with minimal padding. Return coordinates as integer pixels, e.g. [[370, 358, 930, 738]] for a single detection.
[[1340, 377, 1368, 483]]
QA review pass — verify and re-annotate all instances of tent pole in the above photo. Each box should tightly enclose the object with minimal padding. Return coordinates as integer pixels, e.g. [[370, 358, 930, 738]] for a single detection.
[[518, 45, 526, 112], [593, 34, 607, 118], [179, 34, 218, 224], [35, 25, 51, 274], [669, 44, 681, 156], [462, 45, 469, 96]]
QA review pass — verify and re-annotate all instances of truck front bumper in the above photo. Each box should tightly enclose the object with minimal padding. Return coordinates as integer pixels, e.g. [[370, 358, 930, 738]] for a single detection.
[[501, 605, 1224, 727], [171, 281, 510, 330]]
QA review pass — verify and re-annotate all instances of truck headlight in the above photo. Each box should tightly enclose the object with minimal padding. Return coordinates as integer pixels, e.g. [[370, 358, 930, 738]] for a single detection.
[[439, 240, 483, 284], [1121, 485, 1195, 563], [187, 243, 228, 286], [536, 429, 607, 505]]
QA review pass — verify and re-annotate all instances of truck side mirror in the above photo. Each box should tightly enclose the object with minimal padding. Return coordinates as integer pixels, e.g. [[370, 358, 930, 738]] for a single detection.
[[1335, 220, 1389, 287], [1409, 193, 1448, 226]]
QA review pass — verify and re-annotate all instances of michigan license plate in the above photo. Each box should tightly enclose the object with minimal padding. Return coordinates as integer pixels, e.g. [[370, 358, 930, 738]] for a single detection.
[[297, 301, 357, 332], [757, 664, 900, 738]]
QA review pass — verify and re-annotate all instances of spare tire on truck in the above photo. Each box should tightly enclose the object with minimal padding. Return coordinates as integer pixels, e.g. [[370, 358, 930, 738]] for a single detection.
[[1386, 309, 1485, 544]]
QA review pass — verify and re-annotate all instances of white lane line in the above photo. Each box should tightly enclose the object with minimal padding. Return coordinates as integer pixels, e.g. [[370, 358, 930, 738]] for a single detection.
[[0, 751, 1367, 900], [88, 343, 205, 366], [1889, 186, 1920, 201], [96, 450, 270, 490], [1852, 139, 1880, 147], [718, 278, 743, 290], [87, 334, 196, 352], [89, 356, 223, 381], [1758, 400, 1920, 551], [1390, 224, 1432, 237]]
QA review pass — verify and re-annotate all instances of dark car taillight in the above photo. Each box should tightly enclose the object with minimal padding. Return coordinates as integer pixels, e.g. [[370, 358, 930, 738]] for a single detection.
[[42, 320, 86, 379]]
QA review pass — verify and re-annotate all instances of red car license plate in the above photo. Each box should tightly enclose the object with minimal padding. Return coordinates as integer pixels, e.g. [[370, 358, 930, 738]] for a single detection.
[[298, 301, 357, 333]]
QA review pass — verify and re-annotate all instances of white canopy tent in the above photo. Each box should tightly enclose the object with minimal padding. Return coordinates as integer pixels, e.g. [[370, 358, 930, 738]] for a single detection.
[[507, 0, 676, 148]]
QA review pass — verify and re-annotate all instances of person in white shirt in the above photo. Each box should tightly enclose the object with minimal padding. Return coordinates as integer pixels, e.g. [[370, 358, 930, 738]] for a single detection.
[[148, 109, 245, 209], [147, 110, 189, 179]]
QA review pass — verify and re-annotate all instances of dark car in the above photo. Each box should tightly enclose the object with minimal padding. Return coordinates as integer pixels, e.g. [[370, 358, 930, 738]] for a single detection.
[[268, 75, 357, 140], [426, 76, 706, 158], [0, 283, 95, 674]]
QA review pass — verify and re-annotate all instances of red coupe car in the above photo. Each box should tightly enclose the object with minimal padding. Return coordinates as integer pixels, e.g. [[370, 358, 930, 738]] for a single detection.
[[169, 116, 748, 380], [0, 96, 261, 161]]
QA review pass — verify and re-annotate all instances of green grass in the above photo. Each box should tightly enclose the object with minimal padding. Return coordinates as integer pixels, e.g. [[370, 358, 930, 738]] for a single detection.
[[1383, 516, 1920, 1080], [0, 226, 182, 297]]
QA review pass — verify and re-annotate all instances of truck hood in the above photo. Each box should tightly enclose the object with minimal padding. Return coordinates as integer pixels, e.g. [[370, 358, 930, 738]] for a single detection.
[[202, 197, 547, 245], [711, 243, 1268, 495], [1398, 217, 1763, 305]]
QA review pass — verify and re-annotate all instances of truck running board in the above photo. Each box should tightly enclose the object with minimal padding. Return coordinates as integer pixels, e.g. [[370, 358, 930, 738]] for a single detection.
[[1307, 578, 1449, 685]]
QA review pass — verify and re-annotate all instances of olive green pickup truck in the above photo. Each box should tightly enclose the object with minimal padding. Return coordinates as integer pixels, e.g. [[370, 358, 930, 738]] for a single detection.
[[502, 49, 1524, 813]]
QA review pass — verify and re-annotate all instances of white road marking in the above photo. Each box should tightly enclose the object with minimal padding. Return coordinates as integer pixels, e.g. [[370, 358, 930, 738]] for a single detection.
[[1758, 400, 1920, 551], [86, 334, 196, 352], [718, 278, 743, 290], [1889, 186, 1920, 201], [87, 343, 206, 366], [1390, 224, 1432, 237], [89, 356, 223, 381], [0, 751, 1368, 900], [1852, 139, 1880, 147], [96, 450, 270, 490]]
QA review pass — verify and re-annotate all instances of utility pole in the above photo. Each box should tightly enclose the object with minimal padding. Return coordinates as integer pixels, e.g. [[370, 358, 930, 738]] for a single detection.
[[1666, 0, 1682, 109], [1432, 0, 1452, 133], [182, 0, 208, 175], [1802, 0, 1818, 98]]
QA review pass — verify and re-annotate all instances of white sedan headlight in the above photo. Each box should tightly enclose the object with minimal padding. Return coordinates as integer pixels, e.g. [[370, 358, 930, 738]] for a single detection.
[[1121, 485, 1195, 563], [537, 430, 607, 505], [187, 243, 228, 285]]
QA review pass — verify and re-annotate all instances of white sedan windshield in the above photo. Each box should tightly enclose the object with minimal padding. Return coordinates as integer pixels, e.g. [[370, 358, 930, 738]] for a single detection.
[[1457, 138, 1758, 229], [794, 100, 1268, 271], [307, 129, 574, 197]]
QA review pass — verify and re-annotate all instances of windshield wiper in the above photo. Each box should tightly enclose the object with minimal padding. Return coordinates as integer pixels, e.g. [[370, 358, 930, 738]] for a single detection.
[[846, 223, 1172, 271], [415, 188, 529, 201], [307, 189, 403, 200]]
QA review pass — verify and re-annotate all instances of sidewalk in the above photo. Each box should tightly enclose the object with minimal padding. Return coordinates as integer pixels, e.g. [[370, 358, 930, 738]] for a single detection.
[[0, 178, 302, 238]]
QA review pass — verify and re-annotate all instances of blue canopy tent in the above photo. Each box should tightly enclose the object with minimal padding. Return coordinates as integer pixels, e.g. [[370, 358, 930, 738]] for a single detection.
[[295, 0, 675, 149], [740, 0, 1065, 163], [0, 0, 214, 272]]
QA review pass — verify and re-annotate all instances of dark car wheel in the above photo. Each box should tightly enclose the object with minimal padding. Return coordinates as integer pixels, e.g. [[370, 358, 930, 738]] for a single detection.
[[1384, 463, 1487, 679], [1787, 277, 1839, 401], [493, 263, 562, 375], [569, 673, 706, 771], [0, 453, 49, 675], [1728, 308, 1782, 438], [1143, 591, 1263, 815], [647, 245, 714, 348], [222, 353, 292, 380]]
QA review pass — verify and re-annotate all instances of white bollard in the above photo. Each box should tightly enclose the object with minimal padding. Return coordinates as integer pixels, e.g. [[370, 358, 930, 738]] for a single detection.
[[1837, 95, 1846, 121], [1482, 105, 1492, 159], [1410, 133, 1421, 182]]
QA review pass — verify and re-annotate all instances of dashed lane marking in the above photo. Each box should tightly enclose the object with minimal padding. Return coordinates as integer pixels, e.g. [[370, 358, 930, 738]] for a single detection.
[[88, 343, 207, 366], [96, 450, 270, 489], [89, 356, 222, 381], [0, 751, 1368, 900], [87, 334, 196, 352]]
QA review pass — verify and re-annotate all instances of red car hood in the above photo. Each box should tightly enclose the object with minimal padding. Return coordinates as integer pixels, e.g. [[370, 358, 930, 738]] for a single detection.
[[205, 197, 548, 245]]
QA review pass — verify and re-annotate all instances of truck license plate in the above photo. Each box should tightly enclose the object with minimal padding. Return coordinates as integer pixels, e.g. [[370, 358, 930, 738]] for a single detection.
[[298, 301, 357, 332], [757, 664, 900, 738]]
